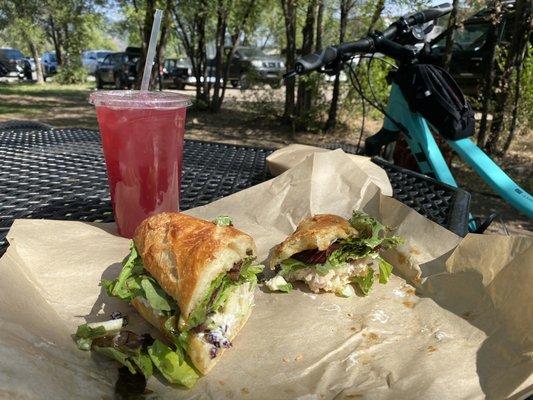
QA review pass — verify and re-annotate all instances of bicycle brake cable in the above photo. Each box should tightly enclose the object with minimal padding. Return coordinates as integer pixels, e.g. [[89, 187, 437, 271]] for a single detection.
[[346, 56, 408, 137]]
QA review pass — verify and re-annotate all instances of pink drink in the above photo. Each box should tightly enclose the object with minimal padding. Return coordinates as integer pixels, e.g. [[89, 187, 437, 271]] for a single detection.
[[90, 91, 191, 238]]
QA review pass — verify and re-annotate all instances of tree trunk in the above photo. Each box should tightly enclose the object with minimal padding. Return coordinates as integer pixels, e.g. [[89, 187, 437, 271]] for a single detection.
[[135, 0, 155, 89], [502, 47, 525, 154], [280, 0, 297, 121], [28, 41, 44, 84], [48, 16, 63, 66], [366, 0, 384, 35], [484, 0, 532, 154], [216, 0, 256, 113], [315, 0, 324, 52], [443, 0, 459, 69], [296, 0, 317, 121], [325, 0, 352, 131], [153, 3, 173, 90], [211, 0, 228, 113], [477, 0, 502, 147]]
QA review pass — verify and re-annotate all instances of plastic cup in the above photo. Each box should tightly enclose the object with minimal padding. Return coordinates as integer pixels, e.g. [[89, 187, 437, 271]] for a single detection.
[[89, 90, 191, 238]]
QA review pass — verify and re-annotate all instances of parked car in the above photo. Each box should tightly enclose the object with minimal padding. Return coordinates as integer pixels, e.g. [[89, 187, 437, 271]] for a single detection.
[[95, 48, 141, 89], [41, 52, 58, 78], [429, 0, 516, 96], [160, 58, 189, 89], [227, 47, 285, 89], [0, 48, 32, 80], [82, 50, 113, 75], [24, 57, 36, 72]]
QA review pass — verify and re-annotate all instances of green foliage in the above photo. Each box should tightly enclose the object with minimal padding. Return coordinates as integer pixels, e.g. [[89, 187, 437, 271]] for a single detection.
[[55, 66, 88, 84], [518, 45, 533, 130]]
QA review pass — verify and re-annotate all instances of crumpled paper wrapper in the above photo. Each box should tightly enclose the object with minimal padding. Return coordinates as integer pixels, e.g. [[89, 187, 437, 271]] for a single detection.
[[266, 143, 393, 196], [1, 150, 532, 400]]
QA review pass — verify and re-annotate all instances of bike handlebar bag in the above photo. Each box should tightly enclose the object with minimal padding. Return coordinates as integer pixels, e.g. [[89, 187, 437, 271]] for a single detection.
[[396, 63, 475, 141]]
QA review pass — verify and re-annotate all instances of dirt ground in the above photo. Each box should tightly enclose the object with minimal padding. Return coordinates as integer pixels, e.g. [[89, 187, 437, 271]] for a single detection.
[[1, 81, 531, 236]]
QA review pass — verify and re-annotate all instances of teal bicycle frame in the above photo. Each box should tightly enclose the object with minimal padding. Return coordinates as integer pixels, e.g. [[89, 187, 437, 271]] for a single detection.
[[382, 83, 533, 220]]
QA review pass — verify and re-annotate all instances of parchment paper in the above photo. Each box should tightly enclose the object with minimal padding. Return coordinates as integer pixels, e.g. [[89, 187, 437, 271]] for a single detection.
[[266, 144, 393, 196], [1, 150, 532, 400]]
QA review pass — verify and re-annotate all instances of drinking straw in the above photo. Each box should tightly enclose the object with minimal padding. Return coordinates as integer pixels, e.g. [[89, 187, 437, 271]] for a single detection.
[[140, 9, 163, 92]]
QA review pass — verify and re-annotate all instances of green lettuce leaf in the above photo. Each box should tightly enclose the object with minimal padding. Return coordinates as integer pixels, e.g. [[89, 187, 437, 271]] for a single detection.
[[131, 352, 153, 379], [279, 257, 309, 277], [378, 257, 393, 284], [93, 346, 137, 374], [353, 267, 375, 295], [240, 261, 264, 283], [141, 277, 175, 312], [212, 216, 232, 226], [76, 337, 92, 351], [348, 210, 403, 250], [148, 340, 199, 388], [76, 324, 106, 340], [277, 283, 293, 293], [187, 258, 263, 329], [101, 242, 144, 300]]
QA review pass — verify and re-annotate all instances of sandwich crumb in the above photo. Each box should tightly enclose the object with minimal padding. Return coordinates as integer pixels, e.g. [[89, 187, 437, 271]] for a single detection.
[[241, 387, 250, 395], [402, 301, 415, 308], [410, 246, 421, 255], [294, 354, 303, 362], [427, 345, 437, 353]]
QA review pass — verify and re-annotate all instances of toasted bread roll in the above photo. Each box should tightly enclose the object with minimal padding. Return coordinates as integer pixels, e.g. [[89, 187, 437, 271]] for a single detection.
[[134, 213, 256, 323], [269, 214, 357, 269]]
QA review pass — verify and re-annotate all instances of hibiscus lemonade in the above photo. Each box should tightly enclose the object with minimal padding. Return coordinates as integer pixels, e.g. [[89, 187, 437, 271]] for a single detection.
[[90, 91, 191, 238]]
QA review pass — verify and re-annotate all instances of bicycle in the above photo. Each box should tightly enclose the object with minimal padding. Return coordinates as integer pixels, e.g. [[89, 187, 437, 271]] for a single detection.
[[285, 3, 533, 232]]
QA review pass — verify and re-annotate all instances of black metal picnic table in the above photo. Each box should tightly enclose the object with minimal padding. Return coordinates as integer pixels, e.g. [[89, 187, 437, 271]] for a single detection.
[[0, 127, 470, 254]]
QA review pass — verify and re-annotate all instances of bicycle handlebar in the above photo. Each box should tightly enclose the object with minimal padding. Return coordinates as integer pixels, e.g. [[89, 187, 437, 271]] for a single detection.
[[290, 2, 452, 76]]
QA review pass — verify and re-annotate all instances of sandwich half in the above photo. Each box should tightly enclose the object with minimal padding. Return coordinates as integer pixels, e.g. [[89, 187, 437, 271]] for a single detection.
[[266, 211, 401, 296], [102, 212, 263, 376]]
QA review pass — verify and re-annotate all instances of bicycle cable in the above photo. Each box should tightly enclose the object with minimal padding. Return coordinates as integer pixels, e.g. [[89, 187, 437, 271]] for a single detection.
[[346, 58, 366, 153], [346, 56, 407, 140]]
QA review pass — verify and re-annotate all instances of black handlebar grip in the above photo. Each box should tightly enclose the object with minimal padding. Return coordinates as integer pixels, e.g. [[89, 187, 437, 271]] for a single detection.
[[408, 3, 453, 25], [295, 46, 338, 74]]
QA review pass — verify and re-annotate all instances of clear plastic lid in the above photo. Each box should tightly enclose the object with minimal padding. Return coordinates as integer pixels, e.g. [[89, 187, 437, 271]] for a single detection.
[[89, 90, 192, 109]]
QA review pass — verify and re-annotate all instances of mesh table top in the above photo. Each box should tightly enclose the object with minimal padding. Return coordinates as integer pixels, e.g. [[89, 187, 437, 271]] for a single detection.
[[0, 128, 469, 253]]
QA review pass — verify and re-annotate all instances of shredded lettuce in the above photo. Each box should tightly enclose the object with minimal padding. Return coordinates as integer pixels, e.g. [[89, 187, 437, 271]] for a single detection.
[[147, 340, 199, 388], [212, 215, 233, 226], [279, 258, 309, 277], [378, 257, 393, 284], [353, 267, 375, 295], [187, 258, 263, 330]]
